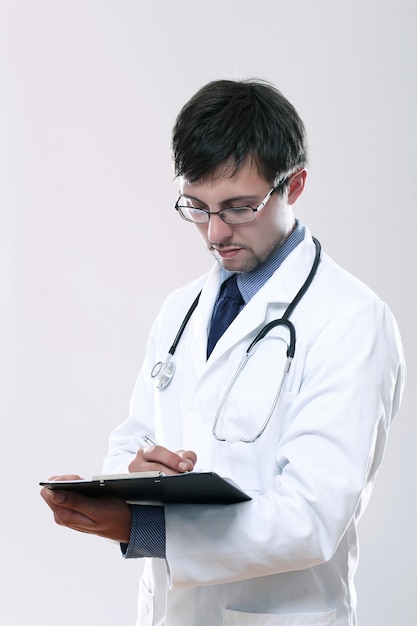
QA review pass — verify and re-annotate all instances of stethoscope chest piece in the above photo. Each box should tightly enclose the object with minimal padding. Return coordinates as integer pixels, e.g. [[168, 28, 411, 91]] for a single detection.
[[151, 358, 176, 389]]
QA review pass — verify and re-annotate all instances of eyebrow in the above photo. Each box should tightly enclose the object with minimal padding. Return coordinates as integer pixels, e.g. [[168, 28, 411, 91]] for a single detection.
[[180, 192, 262, 207]]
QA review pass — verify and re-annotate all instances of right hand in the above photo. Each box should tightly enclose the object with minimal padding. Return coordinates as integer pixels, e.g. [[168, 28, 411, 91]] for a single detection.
[[128, 444, 197, 475], [40, 475, 131, 542]]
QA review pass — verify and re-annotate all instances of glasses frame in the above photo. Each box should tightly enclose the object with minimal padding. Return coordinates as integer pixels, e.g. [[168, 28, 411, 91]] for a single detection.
[[175, 177, 289, 225]]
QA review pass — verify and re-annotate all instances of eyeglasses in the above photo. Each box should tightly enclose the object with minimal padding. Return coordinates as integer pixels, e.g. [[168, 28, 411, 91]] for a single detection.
[[175, 177, 289, 225]]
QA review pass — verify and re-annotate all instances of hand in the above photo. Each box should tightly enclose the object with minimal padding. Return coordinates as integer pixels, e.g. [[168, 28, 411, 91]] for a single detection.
[[40, 475, 131, 543], [128, 445, 197, 475]]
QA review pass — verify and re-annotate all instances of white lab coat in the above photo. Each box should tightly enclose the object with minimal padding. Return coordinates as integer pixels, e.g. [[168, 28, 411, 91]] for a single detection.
[[103, 230, 405, 626]]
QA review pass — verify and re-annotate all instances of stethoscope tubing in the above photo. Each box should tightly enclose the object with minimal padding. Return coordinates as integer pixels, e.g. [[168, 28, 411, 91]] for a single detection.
[[245, 236, 321, 358], [151, 237, 321, 394], [167, 292, 201, 357]]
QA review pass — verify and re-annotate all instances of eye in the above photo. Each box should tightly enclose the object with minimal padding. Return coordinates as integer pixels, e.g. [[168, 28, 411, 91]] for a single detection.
[[188, 207, 206, 215]]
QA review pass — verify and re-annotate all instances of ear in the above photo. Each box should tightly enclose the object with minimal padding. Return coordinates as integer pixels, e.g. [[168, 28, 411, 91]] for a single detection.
[[287, 169, 307, 205]]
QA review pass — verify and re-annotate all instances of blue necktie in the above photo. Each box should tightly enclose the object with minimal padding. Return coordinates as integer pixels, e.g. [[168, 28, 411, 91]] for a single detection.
[[207, 274, 244, 358]]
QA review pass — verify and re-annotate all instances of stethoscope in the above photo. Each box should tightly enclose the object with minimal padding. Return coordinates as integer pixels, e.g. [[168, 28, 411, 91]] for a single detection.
[[151, 237, 321, 394]]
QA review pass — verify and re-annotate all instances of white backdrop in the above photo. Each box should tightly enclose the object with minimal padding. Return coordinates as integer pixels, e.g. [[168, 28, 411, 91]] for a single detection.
[[1, 1, 415, 625]]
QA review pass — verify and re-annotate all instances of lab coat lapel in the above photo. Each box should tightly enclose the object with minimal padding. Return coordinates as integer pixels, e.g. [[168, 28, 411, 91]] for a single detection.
[[187, 264, 223, 374]]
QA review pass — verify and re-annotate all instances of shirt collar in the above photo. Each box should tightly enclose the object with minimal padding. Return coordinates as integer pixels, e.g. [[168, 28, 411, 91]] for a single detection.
[[220, 220, 305, 304]]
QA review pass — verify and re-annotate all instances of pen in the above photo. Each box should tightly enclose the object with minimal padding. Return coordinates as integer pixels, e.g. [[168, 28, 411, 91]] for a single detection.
[[142, 434, 159, 447]]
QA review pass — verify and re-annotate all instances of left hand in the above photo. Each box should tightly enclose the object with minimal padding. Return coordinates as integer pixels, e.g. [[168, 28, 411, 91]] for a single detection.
[[40, 475, 132, 543]]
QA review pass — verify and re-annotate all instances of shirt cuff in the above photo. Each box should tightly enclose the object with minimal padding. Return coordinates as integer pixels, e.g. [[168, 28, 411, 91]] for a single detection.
[[121, 504, 166, 559]]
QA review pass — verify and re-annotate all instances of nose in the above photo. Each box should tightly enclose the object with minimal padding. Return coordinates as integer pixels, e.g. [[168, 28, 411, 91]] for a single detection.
[[207, 214, 234, 244]]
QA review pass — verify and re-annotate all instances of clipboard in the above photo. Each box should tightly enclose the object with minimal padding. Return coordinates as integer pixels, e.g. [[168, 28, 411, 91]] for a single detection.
[[40, 471, 251, 505]]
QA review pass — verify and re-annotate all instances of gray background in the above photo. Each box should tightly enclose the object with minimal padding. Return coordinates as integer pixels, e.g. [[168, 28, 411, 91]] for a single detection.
[[1, 1, 415, 624]]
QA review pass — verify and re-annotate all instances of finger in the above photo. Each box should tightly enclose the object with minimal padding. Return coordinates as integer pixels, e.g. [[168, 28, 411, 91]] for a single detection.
[[40, 486, 57, 510], [177, 449, 198, 470], [40, 488, 93, 531], [52, 499, 95, 530], [128, 447, 170, 473], [47, 474, 83, 481], [40, 487, 90, 516], [129, 445, 195, 474], [142, 445, 197, 473], [128, 446, 197, 474], [41, 488, 131, 541]]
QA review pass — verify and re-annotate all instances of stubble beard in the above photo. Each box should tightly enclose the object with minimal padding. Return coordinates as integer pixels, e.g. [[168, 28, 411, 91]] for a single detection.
[[208, 237, 285, 274]]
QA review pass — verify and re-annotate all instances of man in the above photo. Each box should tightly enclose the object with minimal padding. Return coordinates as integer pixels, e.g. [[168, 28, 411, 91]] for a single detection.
[[41, 79, 405, 626]]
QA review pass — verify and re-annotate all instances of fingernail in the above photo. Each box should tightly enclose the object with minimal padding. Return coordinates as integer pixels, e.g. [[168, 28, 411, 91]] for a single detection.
[[178, 462, 189, 472]]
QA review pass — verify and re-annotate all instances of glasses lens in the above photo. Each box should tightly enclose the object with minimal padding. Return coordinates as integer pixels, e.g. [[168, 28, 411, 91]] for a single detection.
[[221, 208, 255, 224], [177, 206, 209, 223]]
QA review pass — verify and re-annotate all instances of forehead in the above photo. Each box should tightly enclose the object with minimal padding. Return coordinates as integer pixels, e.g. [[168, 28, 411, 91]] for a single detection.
[[179, 158, 268, 197]]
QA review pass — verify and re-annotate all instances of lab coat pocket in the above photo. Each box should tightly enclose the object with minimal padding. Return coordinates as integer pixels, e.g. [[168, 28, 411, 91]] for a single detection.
[[223, 608, 337, 625], [135, 576, 154, 626]]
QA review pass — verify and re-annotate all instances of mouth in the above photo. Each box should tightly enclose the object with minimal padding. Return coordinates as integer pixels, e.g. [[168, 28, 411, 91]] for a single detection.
[[210, 245, 244, 259]]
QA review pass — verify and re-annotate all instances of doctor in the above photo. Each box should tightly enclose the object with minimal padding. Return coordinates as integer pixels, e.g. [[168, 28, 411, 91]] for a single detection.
[[41, 79, 405, 626]]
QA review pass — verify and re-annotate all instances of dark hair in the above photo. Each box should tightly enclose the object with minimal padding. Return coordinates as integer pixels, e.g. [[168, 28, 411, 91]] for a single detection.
[[172, 79, 308, 190]]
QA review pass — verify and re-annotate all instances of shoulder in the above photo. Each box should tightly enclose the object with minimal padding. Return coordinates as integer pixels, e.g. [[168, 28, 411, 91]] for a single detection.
[[301, 251, 404, 360], [285, 237, 402, 349]]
